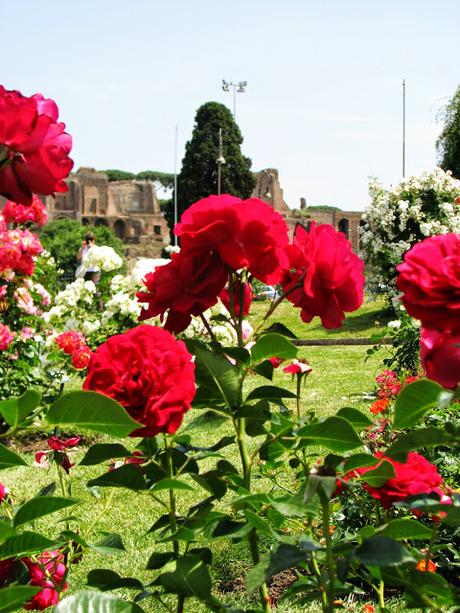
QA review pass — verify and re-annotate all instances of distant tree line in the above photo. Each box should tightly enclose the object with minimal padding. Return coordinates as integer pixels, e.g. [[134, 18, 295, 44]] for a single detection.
[[103, 169, 174, 190]]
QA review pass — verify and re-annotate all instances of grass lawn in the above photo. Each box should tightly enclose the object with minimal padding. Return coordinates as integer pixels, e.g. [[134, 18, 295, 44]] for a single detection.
[[3, 338, 391, 612], [249, 295, 392, 339]]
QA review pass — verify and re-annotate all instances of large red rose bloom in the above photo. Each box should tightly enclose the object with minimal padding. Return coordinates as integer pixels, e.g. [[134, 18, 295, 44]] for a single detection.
[[397, 233, 460, 334], [137, 250, 228, 333], [420, 327, 460, 390], [356, 452, 443, 509], [175, 194, 290, 284], [83, 325, 196, 436], [282, 223, 364, 328], [0, 87, 73, 205]]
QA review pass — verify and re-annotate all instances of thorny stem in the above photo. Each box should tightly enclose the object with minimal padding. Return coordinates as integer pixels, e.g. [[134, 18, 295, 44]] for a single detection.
[[199, 313, 219, 345], [310, 553, 329, 612], [377, 578, 385, 610], [321, 498, 335, 613]]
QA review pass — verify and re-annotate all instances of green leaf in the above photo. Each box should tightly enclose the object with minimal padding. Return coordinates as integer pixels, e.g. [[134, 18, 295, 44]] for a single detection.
[[394, 379, 444, 428], [183, 410, 229, 432], [356, 536, 414, 566], [263, 322, 298, 339], [0, 585, 41, 613], [252, 360, 274, 381], [151, 478, 194, 492], [0, 389, 42, 428], [93, 533, 125, 553], [146, 551, 176, 570], [0, 520, 15, 540], [246, 386, 297, 402], [14, 496, 78, 528], [47, 391, 138, 437], [386, 427, 453, 459], [250, 333, 297, 364], [343, 453, 379, 472], [337, 407, 372, 429], [54, 591, 144, 612], [80, 443, 132, 466], [194, 347, 239, 409], [87, 464, 147, 490], [381, 518, 432, 540], [154, 555, 212, 599], [297, 417, 362, 452], [247, 543, 307, 592], [0, 531, 57, 559], [86, 569, 143, 590], [359, 460, 395, 487], [0, 443, 27, 470]]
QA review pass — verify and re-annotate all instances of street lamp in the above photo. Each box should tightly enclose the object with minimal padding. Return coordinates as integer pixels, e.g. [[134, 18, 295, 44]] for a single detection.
[[216, 128, 225, 195], [222, 79, 247, 119]]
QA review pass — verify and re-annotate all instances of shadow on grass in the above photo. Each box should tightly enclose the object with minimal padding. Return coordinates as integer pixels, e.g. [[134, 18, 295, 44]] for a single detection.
[[308, 307, 393, 336]]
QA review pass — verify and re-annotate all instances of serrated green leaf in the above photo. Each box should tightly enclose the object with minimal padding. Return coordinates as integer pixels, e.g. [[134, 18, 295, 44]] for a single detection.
[[154, 555, 212, 599], [343, 453, 379, 472], [54, 591, 144, 612], [356, 536, 414, 566], [359, 459, 395, 487], [0, 531, 57, 560], [386, 427, 453, 458], [151, 478, 194, 492], [47, 391, 138, 437], [0, 585, 41, 613], [194, 347, 239, 409], [14, 496, 78, 528], [250, 333, 297, 364], [246, 386, 297, 402], [394, 379, 444, 428], [80, 444, 132, 466], [0, 389, 42, 428], [0, 443, 27, 470], [381, 518, 432, 540], [297, 416, 361, 452], [88, 464, 147, 490], [337, 406, 372, 429], [183, 410, 229, 432]]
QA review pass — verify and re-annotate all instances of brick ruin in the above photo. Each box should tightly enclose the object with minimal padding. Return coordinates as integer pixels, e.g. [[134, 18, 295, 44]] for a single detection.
[[0, 167, 363, 256], [251, 168, 364, 253]]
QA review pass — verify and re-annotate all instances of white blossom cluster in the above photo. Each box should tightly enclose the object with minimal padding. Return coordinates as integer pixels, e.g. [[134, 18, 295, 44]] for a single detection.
[[81, 245, 123, 273], [361, 168, 460, 305]]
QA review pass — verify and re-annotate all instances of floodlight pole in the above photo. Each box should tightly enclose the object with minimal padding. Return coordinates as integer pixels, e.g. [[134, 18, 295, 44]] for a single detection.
[[173, 125, 178, 245], [222, 80, 247, 120], [402, 79, 406, 178]]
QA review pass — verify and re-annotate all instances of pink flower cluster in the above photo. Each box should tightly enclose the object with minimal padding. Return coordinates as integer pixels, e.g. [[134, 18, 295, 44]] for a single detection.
[[55, 331, 92, 370], [0, 323, 14, 351], [0, 86, 73, 205], [0, 227, 43, 277], [1, 195, 48, 227]]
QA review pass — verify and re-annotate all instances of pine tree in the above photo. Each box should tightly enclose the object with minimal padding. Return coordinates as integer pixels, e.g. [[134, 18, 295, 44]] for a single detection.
[[167, 102, 255, 228]]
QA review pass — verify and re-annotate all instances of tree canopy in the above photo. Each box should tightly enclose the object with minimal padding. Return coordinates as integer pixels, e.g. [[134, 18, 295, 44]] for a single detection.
[[103, 169, 174, 190], [168, 102, 255, 227], [437, 85, 460, 177]]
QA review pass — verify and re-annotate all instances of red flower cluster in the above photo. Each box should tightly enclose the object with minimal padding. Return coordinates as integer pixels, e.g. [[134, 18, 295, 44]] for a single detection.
[[355, 452, 444, 509], [369, 398, 389, 415], [0, 324, 14, 351], [375, 370, 402, 398], [1, 195, 48, 227], [420, 328, 460, 390], [23, 550, 68, 610], [84, 325, 196, 437], [219, 281, 253, 318], [281, 223, 364, 328], [0, 228, 43, 277], [0, 86, 73, 205], [55, 331, 92, 369], [397, 233, 460, 335], [137, 194, 289, 332]]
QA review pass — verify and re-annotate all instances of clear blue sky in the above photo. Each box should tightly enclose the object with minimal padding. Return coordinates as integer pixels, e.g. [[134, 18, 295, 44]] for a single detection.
[[2, 0, 459, 211]]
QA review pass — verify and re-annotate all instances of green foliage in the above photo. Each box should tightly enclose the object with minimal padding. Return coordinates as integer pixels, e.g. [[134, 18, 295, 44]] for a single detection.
[[104, 169, 174, 189], [437, 84, 460, 177], [39, 218, 125, 275], [167, 101, 255, 228]]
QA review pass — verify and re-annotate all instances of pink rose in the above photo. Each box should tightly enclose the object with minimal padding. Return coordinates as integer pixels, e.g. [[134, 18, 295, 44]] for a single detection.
[[420, 327, 460, 390]]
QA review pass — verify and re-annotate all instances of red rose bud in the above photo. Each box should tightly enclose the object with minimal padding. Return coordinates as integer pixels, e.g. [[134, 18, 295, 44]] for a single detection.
[[219, 281, 253, 317], [282, 222, 364, 329], [0, 87, 73, 205], [84, 325, 196, 437], [282, 359, 312, 375], [397, 233, 460, 334], [268, 357, 285, 368], [420, 327, 460, 390], [47, 436, 81, 451]]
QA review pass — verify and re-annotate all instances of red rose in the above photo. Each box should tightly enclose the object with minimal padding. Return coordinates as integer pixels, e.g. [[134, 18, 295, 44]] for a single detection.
[[0, 87, 73, 205], [420, 327, 460, 390], [0, 558, 14, 585], [282, 223, 364, 328], [175, 194, 289, 284], [137, 250, 228, 333], [23, 550, 67, 610], [356, 452, 443, 509], [219, 281, 253, 317], [282, 359, 312, 375], [397, 233, 460, 334], [1, 195, 48, 227], [47, 436, 81, 451], [83, 325, 196, 436], [55, 331, 85, 355], [71, 346, 92, 369], [268, 357, 285, 368]]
